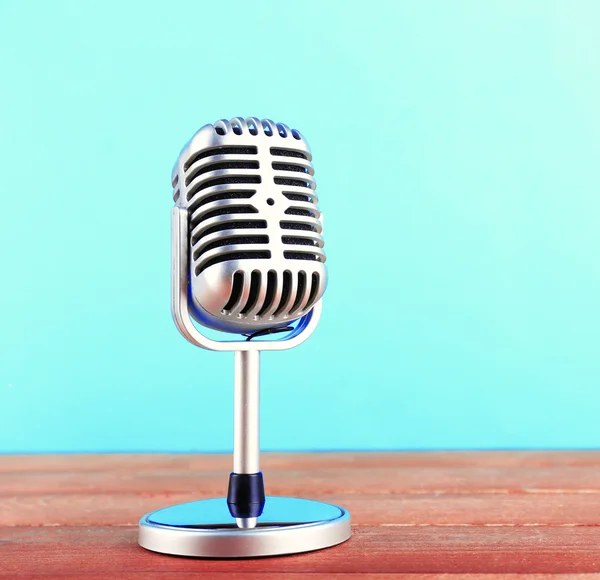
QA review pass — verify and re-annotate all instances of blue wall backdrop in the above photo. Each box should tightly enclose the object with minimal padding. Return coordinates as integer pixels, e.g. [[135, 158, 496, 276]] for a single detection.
[[1, 1, 599, 453]]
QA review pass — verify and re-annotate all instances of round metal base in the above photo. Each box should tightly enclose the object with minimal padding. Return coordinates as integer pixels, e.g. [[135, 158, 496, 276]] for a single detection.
[[138, 496, 351, 558]]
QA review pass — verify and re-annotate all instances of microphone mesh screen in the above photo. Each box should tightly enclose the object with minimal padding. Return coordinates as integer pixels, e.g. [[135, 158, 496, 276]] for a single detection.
[[173, 118, 326, 333]]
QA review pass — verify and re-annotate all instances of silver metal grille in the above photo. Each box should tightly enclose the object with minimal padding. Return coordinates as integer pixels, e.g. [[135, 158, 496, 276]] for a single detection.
[[172, 117, 327, 334]]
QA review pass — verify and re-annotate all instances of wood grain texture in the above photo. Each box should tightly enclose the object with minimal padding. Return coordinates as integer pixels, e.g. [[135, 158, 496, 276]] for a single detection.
[[4, 493, 600, 527], [3, 451, 600, 474], [2, 452, 600, 577], [2, 526, 600, 575], [4, 577, 598, 580]]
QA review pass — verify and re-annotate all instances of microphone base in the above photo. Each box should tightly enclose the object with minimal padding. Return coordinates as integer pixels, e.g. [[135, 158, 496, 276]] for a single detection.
[[138, 496, 351, 558]]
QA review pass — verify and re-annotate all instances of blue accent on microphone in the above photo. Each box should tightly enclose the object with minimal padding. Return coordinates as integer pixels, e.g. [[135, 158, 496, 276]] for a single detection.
[[188, 279, 317, 344]]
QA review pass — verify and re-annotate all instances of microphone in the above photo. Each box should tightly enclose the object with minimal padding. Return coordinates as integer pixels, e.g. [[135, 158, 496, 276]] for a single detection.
[[138, 117, 350, 559], [171, 116, 326, 335]]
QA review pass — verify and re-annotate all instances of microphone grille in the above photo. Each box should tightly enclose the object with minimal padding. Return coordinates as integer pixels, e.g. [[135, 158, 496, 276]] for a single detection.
[[172, 118, 326, 333]]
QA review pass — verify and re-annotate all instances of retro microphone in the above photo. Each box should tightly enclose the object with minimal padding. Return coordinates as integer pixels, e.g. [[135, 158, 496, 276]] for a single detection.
[[138, 118, 351, 558]]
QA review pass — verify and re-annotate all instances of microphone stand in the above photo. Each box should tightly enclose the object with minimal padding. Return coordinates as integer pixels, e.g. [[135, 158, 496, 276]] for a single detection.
[[137, 207, 351, 558]]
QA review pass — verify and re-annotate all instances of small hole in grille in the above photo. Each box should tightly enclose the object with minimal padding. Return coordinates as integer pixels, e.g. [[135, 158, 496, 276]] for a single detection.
[[277, 124, 287, 137], [284, 251, 319, 261], [248, 121, 258, 135], [173, 189, 180, 202], [184, 146, 257, 171], [195, 205, 258, 224], [185, 161, 259, 186], [195, 251, 270, 276], [285, 207, 317, 217], [240, 271, 262, 314], [193, 235, 269, 260], [187, 176, 261, 200], [262, 121, 273, 136], [192, 220, 267, 244], [283, 192, 313, 203], [270, 147, 308, 160], [282, 236, 317, 246], [223, 272, 244, 313], [280, 221, 317, 232], [273, 270, 292, 317], [215, 126, 226, 135], [257, 270, 277, 316], [290, 271, 307, 312], [172, 174, 179, 187], [291, 129, 301, 140], [274, 178, 311, 188], [305, 273, 320, 310], [232, 122, 242, 135], [272, 162, 308, 173], [266, 198, 275, 206], [188, 190, 255, 215]]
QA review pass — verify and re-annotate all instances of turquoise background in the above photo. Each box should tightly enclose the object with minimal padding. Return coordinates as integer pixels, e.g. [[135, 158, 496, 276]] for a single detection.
[[1, 1, 599, 453]]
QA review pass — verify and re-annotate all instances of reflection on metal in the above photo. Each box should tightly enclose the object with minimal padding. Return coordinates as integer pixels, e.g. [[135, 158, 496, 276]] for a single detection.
[[139, 497, 351, 558]]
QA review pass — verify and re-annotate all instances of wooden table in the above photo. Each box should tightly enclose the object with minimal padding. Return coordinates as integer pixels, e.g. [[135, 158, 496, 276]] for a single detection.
[[2, 452, 600, 577]]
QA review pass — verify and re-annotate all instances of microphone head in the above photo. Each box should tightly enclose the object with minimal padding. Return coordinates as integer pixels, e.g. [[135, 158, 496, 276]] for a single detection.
[[172, 117, 326, 334]]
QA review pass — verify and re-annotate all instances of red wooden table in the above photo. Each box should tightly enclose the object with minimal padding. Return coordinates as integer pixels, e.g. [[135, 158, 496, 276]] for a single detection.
[[2, 451, 600, 577]]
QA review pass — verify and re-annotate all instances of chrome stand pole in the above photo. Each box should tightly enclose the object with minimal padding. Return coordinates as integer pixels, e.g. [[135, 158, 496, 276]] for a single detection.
[[234, 350, 260, 475], [230, 350, 263, 528]]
